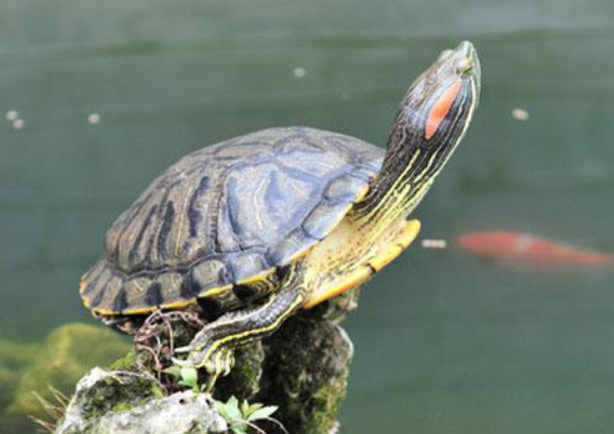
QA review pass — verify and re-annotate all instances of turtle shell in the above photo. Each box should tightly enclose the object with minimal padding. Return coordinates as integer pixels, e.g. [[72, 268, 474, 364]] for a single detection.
[[80, 127, 384, 315]]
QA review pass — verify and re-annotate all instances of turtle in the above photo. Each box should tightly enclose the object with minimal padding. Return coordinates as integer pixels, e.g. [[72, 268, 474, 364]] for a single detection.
[[80, 40, 481, 385]]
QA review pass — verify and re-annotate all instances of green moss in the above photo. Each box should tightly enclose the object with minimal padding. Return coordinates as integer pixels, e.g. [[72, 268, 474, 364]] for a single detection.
[[7, 323, 130, 418], [0, 339, 37, 413], [208, 293, 357, 434], [0, 366, 17, 412], [8, 289, 357, 432], [257, 312, 354, 434], [109, 350, 138, 372], [215, 342, 265, 402], [0, 340, 37, 369], [111, 401, 133, 413], [80, 372, 164, 419]]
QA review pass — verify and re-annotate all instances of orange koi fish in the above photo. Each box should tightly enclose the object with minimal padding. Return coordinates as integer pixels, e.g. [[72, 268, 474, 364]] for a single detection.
[[456, 231, 614, 267]]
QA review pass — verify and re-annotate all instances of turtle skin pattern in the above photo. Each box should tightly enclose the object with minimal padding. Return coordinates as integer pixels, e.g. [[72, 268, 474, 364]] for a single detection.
[[81, 127, 384, 316]]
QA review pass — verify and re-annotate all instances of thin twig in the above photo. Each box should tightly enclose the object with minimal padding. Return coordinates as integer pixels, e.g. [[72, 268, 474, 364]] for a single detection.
[[47, 386, 70, 408], [29, 416, 55, 433], [261, 416, 290, 434], [133, 309, 205, 388], [232, 418, 268, 434], [31, 392, 62, 419]]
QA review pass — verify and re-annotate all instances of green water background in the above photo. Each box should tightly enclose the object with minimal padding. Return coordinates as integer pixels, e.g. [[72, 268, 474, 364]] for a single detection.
[[2, 0, 614, 432]]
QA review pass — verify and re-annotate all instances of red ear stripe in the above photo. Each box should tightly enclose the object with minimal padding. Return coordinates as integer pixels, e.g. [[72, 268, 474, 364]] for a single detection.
[[425, 79, 462, 140]]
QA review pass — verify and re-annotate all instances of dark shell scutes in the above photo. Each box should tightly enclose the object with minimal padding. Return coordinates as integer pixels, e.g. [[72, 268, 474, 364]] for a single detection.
[[81, 127, 384, 314]]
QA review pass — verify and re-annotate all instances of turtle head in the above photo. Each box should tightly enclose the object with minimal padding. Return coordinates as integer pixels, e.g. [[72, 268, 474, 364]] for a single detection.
[[390, 40, 481, 164], [355, 41, 480, 224]]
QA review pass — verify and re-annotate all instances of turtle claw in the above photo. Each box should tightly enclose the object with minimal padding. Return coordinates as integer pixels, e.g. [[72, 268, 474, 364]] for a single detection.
[[174, 345, 192, 354], [171, 347, 235, 391], [171, 357, 192, 367]]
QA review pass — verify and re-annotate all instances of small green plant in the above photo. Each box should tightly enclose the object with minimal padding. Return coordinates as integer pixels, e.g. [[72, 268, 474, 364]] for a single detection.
[[164, 366, 204, 392], [164, 365, 286, 433], [177, 367, 200, 391], [216, 396, 285, 434]]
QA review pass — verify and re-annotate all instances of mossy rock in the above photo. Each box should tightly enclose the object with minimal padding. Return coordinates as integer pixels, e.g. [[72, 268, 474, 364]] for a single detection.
[[49, 291, 358, 433], [0, 366, 16, 411], [0, 339, 37, 369], [55, 368, 226, 434], [212, 302, 355, 434], [0, 339, 37, 411], [8, 323, 130, 418], [258, 313, 353, 434]]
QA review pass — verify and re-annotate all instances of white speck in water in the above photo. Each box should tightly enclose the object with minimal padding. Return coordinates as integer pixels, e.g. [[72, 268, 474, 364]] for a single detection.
[[421, 239, 448, 249], [512, 108, 529, 121], [293, 67, 307, 79], [13, 119, 25, 130], [6, 110, 19, 121], [88, 113, 101, 124]]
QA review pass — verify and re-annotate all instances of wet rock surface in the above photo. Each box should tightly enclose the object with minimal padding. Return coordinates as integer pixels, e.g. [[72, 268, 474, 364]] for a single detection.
[[215, 292, 357, 434], [54, 291, 359, 434], [258, 314, 353, 434], [55, 368, 226, 434]]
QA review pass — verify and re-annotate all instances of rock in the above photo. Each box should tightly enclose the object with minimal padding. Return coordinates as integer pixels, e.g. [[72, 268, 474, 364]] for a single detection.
[[0, 366, 16, 412], [214, 295, 357, 434], [0, 339, 37, 368], [53, 291, 359, 434], [55, 368, 227, 434], [0, 339, 37, 411], [258, 313, 354, 434], [8, 323, 130, 417], [214, 341, 265, 402], [93, 391, 227, 434]]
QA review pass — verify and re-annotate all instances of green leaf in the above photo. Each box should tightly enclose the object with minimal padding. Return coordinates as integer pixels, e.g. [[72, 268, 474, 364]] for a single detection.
[[221, 396, 243, 422], [247, 405, 278, 421], [163, 366, 182, 379], [230, 424, 249, 434], [226, 396, 239, 408], [241, 401, 263, 418], [177, 367, 199, 389], [216, 402, 231, 420]]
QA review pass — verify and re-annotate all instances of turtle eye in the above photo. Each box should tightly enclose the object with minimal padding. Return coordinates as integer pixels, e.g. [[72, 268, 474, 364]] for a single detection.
[[424, 79, 462, 140], [455, 57, 474, 77]]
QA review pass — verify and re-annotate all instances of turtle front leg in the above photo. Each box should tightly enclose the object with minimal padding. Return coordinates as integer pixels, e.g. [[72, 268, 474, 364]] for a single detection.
[[175, 282, 306, 389]]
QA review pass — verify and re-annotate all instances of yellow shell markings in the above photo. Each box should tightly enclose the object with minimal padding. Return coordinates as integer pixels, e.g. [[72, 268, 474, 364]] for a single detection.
[[89, 197, 418, 316], [92, 307, 120, 316], [79, 278, 90, 308], [174, 184, 195, 258], [282, 182, 371, 265], [78, 127, 386, 317], [81, 177, 416, 317], [354, 183, 371, 203], [369, 219, 421, 271], [196, 182, 374, 306], [302, 217, 421, 309], [87, 290, 194, 316]]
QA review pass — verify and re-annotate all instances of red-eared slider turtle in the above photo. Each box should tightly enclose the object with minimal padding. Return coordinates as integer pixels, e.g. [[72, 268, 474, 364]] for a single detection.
[[80, 41, 481, 384]]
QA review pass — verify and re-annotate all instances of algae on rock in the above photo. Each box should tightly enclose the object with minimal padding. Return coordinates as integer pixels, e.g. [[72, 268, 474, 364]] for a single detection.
[[54, 291, 359, 434], [258, 314, 353, 434], [212, 293, 357, 434], [9, 323, 130, 418], [0, 339, 37, 410], [55, 368, 226, 434]]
